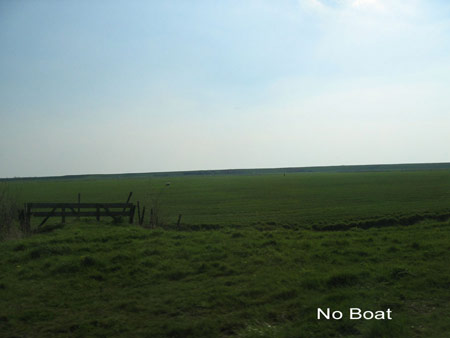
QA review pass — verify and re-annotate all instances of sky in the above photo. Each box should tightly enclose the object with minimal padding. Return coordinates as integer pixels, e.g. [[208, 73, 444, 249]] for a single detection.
[[1, 0, 449, 177]]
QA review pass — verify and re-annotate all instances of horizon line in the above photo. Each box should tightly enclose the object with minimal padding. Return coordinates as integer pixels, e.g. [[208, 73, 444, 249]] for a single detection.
[[2, 161, 450, 181]]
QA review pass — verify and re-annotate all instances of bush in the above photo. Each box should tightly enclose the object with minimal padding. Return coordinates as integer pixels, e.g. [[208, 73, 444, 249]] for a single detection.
[[143, 181, 171, 228], [0, 183, 20, 240]]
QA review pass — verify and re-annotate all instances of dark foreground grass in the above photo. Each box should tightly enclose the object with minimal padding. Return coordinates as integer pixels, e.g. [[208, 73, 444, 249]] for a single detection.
[[1, 219, 449, 337]]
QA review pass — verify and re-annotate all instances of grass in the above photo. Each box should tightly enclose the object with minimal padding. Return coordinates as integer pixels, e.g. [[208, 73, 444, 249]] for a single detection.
[[0, 220, 449, 337], [8, 170, 450, 229], [1, 169, 449, 337]]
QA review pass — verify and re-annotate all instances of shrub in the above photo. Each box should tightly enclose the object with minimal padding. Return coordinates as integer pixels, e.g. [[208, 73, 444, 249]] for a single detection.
[[0, 183, 20, 240], [143, 181, 171, 228]]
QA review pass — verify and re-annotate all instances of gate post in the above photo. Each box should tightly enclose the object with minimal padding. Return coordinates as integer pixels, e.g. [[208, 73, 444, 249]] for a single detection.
[[62, 207, 66, 224]]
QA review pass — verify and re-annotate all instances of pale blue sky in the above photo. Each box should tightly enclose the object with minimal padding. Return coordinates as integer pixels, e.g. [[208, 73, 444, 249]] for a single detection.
[[1, 0, 449, 177]]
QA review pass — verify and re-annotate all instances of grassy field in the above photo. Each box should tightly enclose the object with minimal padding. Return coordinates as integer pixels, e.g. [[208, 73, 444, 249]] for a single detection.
[[1, 168, 450, 337], [8, 170, 450, 229]]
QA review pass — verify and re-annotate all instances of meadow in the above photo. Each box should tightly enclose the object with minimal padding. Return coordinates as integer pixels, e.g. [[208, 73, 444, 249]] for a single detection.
[[8, 169, 450, 229], [0, 168, 449, 337]]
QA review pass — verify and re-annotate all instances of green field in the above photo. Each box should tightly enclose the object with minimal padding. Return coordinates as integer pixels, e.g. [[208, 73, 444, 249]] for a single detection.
[[8, 169, 450, 229], [1, 168, 450, 337]]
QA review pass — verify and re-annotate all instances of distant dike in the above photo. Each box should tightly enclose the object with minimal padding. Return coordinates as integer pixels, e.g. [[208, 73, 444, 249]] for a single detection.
[[2, 162, 450, 181]]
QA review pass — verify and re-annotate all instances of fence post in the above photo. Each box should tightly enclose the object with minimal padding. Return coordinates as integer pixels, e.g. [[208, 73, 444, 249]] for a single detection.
[[96, 206, 100, 221], [62, 207, 66, 224], [150, 208, 154, 228], [123, 192, 133, 214], [140, 207, 146, 226], [129, 205, 135, 224], [137, 201, 141, 224], [77, 193, 81, 218], [26, 203, 31, 227], [177, 214, 182, 230]]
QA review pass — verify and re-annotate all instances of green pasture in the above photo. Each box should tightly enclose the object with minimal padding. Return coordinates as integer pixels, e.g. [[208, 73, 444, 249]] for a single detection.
[[9, 170, 450, 228], [1, 169, 449, 337]]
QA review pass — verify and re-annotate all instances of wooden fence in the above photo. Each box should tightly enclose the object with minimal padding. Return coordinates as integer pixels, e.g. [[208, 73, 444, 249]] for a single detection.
[[24, 202, 136, 227]]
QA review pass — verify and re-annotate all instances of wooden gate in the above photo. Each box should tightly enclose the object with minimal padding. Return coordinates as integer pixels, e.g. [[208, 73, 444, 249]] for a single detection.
[[24, 202, 136, 227]]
